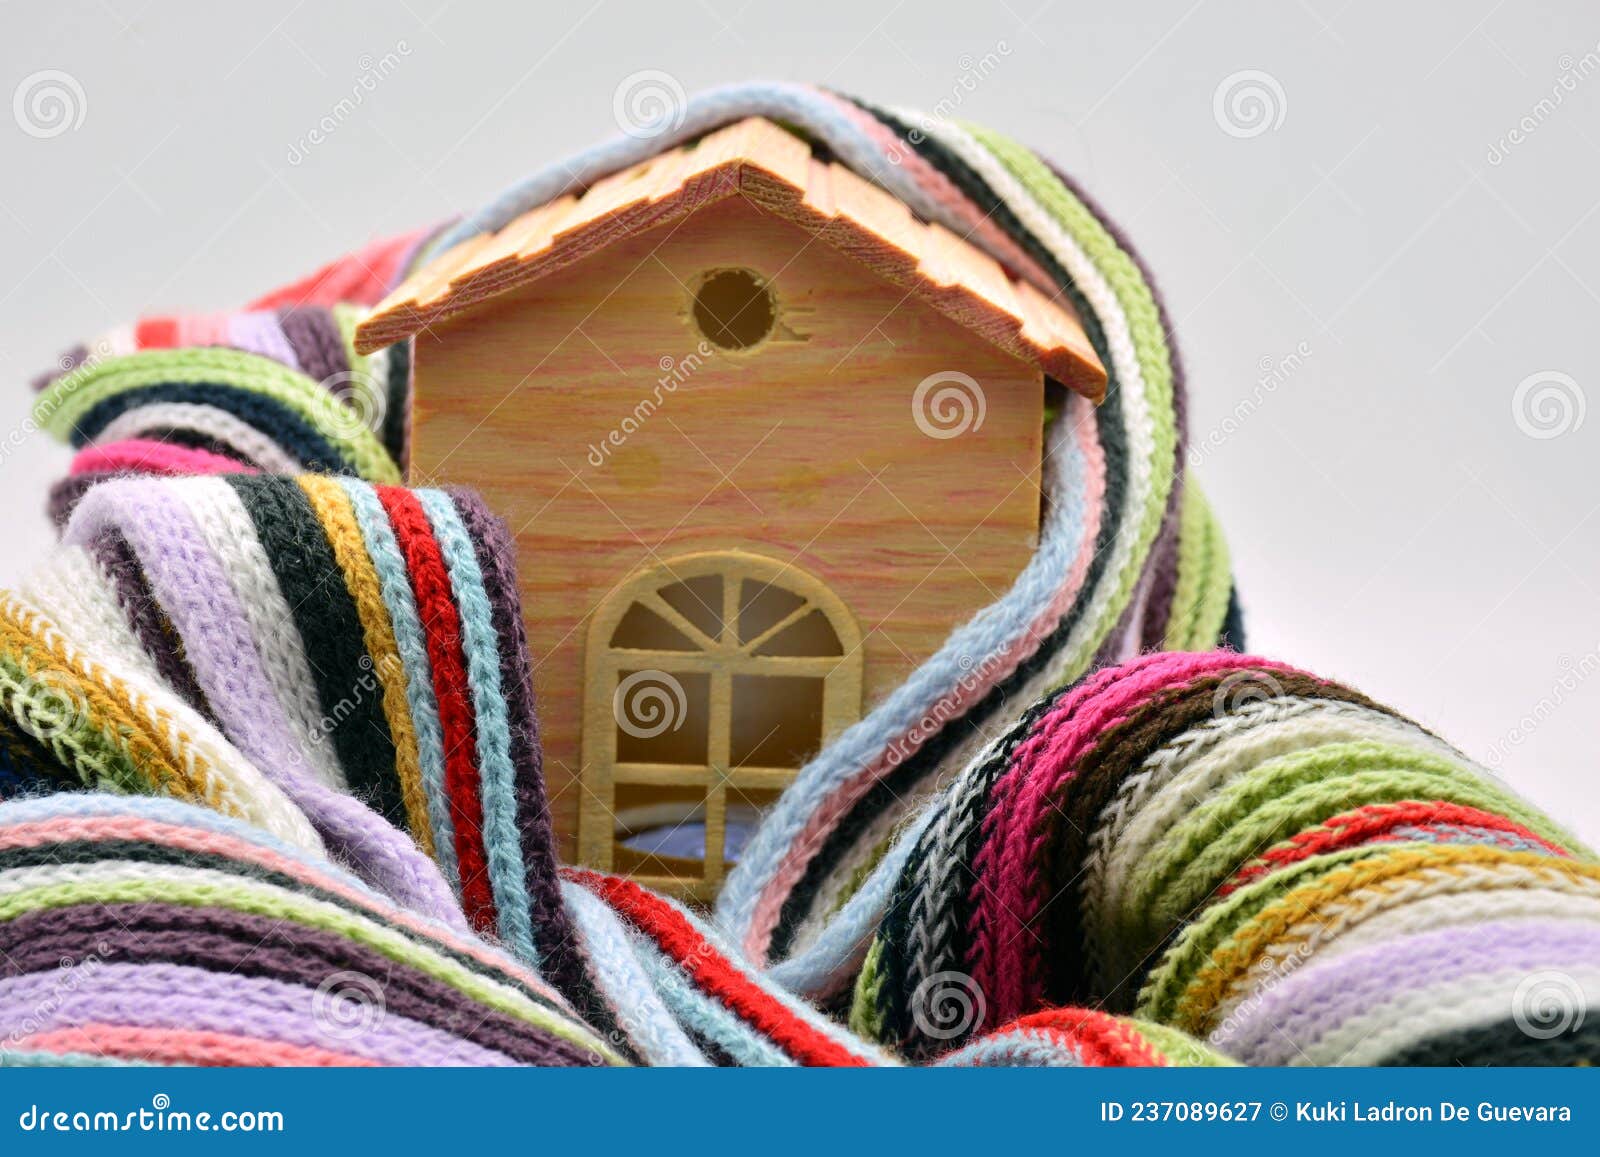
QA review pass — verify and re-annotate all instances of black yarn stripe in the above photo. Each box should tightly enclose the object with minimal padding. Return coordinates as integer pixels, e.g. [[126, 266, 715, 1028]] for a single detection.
[[0, 711, 76, 796], [0, 838, 571, 1017], [72, 383, 353, 473], [874, 681, 1077, 1041], [1220, 585, 1246, 651], [448, 489, 606, 1024], [227, 476, 402, 823], [1381, 1016, 1600, 1066], [135, 427, 255, 464], [382, 337, 411, 469], [768, 103, 1132, 959], [88, 528, 214, 719]]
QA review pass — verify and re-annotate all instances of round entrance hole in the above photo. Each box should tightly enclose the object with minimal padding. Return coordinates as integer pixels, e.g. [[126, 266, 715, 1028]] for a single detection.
[[691, 268, 775, 350]]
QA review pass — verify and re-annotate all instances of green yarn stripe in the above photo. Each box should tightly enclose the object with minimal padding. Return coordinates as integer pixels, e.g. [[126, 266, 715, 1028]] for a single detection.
[[33, 348, 401, 483], [966, 124, 1178, 686], [0, 872, 620, 1061], [1164, 481, 1233, 650]]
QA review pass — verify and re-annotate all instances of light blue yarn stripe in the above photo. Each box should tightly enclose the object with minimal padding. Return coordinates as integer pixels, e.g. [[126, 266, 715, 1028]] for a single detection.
[[937, 1035, 1090, 1067], [416, 489, 535, 965], [764, 792, 942, 998], [627, 935, 795, 1067], [561, 882, 709, 1067], [719, 393, 1099, 940], [336, 477, 459, 891]]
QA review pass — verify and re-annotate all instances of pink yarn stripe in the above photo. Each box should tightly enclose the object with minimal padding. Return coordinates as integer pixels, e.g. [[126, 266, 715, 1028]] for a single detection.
[[19, 1024, 372, 1067], [820, 90, 1059, 295], [742, 400, 1107, 959], [70, 439, 257, 478], [969, 651, 1297, 1024]]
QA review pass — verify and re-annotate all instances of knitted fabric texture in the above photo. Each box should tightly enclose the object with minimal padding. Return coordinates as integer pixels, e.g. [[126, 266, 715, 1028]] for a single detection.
[[11, 83, 1591, 1068], [30, 82, 1243, 972], [1, 483, 1595, 1064]]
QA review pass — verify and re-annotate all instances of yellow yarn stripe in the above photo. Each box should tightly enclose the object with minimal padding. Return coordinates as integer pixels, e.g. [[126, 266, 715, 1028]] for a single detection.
[[1168, 844, 1600, 1032], [296, 476, 434, 856]]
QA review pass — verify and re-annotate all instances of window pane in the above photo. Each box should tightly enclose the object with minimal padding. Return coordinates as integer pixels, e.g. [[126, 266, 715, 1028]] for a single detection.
[[610, 603, 699, 651], [730, 674, 825, 768], [658, 575, 723, 642], [751, 608, 843, 657], [614, 669, 710, 765]]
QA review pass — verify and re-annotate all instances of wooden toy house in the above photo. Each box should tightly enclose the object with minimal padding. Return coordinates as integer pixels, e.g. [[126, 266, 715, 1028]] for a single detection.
[[356, 117, 1105, 900]]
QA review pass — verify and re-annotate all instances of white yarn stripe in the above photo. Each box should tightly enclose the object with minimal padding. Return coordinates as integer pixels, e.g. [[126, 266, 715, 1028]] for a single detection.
[[0, 589, 323, 853], [172, 478, 347, 790], [95, 403, 306, 473]]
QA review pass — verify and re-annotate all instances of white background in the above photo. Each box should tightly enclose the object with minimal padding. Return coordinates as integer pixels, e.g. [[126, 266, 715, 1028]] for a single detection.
[[2, 0, 1597, 843]]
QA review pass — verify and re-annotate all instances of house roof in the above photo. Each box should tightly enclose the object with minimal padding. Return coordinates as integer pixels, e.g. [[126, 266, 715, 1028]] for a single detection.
[[355, 118, 1106, 401]]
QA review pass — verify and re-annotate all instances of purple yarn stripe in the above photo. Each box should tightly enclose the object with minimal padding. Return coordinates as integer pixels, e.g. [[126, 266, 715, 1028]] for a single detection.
[[1223, 919, 1600, 1064], [226, 311, 301, 370], [60, 479, 465, 929], [276, 309, 348, 387], [0, 963, 516, 1066]]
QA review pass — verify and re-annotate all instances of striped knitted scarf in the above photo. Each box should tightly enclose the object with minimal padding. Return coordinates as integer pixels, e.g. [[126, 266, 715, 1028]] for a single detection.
[[30, 82, 1239, 971], [1, 475, 1594, 1066], [16, 82, 1592, 1068]]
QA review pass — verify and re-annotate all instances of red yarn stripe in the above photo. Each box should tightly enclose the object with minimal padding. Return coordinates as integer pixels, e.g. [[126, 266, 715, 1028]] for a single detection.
[[1219, 800, 1567, 896], [567, 870, 870, 1067], [134, 316, 180, 349], [998, 1008, 1166, 1067], [377, 485, 496, 932]]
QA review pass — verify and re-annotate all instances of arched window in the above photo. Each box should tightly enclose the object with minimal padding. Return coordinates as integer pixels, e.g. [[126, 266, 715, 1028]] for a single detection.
[[580, 550, 862, 901]]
